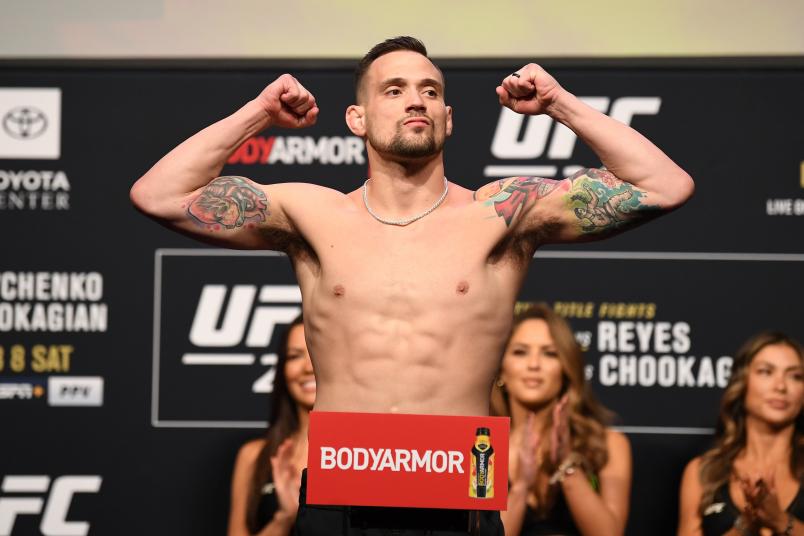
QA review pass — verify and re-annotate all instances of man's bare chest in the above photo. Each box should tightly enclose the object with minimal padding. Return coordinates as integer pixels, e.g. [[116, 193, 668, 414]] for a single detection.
[[294, 209, 523, 307]]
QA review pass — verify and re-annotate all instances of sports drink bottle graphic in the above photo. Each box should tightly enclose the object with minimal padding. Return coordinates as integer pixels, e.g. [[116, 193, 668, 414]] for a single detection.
[[469, 427, 494, 498]]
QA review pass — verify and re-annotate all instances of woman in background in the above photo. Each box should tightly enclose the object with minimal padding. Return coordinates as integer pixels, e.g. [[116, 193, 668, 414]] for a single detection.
[[678, 331, 804, 535], [227, 314, 314, 536], [493, 303, 631, 536]]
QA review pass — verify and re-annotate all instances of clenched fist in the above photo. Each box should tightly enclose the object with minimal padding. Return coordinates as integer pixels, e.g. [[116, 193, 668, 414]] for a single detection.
[[496, 63, 565, 116], [256, 73, 319, 129]]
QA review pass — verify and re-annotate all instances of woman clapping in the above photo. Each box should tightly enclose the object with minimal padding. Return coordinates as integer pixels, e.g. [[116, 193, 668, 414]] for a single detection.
[[678, 331, 804, 535], [494, 303, 631, 536]]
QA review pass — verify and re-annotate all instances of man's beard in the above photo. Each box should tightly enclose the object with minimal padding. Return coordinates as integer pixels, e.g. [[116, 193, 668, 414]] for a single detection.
[[370, 124, 443, 159]]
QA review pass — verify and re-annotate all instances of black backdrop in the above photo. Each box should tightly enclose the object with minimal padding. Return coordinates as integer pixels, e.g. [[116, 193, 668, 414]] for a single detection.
[[1, 59, 803, 535]]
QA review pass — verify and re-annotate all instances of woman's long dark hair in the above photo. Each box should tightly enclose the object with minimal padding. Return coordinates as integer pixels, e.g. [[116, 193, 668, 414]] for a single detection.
[[698, 331, 804, 514], [245, 313, 305, 533]]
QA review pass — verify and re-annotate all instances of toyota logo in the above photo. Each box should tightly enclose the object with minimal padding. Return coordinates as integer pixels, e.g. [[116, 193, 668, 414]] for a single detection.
[[2, 106, 48, 140]]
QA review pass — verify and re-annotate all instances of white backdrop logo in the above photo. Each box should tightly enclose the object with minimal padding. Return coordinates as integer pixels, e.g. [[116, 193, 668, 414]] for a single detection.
[[0, 475, 101, 536], [485, 97, 661, 178], [153, 249, 302, 428], [185, 284, 301, 393], [2, 107, 47, 140], [0, 89, 61, 160]]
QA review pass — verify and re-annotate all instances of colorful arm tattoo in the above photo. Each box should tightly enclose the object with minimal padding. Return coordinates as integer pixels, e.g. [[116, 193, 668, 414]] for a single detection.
[[187, 176, 269, 230], [564, 168, 660, 235], [474, 176, 567, 227], [475, 169, 661, 238]]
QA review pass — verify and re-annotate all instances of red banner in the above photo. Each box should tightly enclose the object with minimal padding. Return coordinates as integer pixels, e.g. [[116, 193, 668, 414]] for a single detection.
[[306, 411, 509, 510]]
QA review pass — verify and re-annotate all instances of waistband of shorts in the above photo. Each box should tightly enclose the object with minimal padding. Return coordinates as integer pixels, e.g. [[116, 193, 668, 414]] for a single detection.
[[299, 468, 482, 528]]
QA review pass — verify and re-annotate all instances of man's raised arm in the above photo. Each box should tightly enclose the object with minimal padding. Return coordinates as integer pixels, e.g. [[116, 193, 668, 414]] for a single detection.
[[482, 63, 694, 243], [130, 74, 319, 249]]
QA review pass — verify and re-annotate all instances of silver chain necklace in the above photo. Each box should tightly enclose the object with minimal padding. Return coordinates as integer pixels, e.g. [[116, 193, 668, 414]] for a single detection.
[[362, 176, 449, 226]]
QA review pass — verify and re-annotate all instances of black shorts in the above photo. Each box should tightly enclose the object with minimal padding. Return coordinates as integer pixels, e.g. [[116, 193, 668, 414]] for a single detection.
[[294, 470, 504, 536]]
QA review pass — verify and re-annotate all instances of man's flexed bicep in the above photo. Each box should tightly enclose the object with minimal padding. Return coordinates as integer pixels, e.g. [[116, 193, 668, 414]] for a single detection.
[[175, 177, 301, 250], [491, 63, 694, 244], [186, 176, 268, 230], [531, 167, 663, 243], [475, 168, 664, 244], [130, 74, 319, 250], [147, 179, 333, 251]]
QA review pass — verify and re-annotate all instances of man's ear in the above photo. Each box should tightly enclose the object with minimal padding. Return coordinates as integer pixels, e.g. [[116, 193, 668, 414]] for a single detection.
[[345, 105, 366, 136], [446, 105, 453, 137]]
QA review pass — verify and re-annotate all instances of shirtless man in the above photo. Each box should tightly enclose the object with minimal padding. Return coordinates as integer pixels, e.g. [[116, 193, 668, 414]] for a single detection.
[[131, 37, 693, 533]]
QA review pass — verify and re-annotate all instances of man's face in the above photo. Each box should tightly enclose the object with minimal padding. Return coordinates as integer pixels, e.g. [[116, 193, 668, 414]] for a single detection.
[[359, 50, 452, 161]]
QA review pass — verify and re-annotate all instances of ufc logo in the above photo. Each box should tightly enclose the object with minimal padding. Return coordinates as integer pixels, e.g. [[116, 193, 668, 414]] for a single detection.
[[486, 97, 661, 178], [189, 284, 301, 347], [184, 284, 301, 393], [0, 475, 101, 536]]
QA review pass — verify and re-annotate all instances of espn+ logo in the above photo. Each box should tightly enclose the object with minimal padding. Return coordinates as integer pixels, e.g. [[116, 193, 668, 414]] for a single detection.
[[184, 284, 301, 393], [0, 475, 101, 536], [485, 97, 661, 178]]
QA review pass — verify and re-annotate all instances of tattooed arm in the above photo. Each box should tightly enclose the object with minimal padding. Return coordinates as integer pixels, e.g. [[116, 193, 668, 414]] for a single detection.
[[482, 63, 694, 243], [475, 169, 661, 243], [130, 74, 319, 250]]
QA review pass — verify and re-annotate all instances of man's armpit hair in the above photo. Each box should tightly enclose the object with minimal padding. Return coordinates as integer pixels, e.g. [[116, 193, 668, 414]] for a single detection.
[[187, 176, 269, 230], [489, 218, 562, 265], [564, 167, 662, 236], [259, 225, 319, 267]]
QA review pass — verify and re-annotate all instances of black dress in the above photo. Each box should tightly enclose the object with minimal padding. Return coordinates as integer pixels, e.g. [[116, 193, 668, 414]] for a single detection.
[[702, 482, 804, 536], [516, 474, 601, 536], [255, 480, 291, 531], [518, 490, 581, 536]]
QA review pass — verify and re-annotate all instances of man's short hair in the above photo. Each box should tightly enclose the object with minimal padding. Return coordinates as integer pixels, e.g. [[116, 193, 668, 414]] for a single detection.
[[354, 36, 439, 101]]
